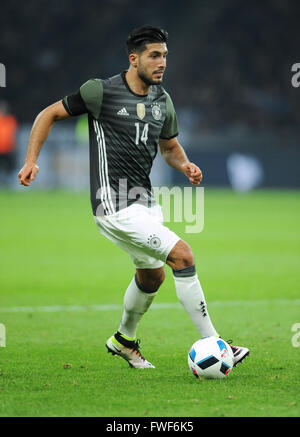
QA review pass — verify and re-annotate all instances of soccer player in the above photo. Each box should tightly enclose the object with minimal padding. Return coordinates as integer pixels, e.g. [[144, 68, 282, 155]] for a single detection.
[[18, 25, 249, 369]]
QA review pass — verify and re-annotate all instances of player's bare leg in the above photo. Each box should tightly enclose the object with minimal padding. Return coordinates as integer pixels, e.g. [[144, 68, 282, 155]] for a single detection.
[[135, 267, 166, 292], [106, 266, 165, 368], [167, 239, 249, 366]]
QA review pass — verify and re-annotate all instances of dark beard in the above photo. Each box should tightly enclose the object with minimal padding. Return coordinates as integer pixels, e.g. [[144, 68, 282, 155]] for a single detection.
[[137, 70, 162, 86]]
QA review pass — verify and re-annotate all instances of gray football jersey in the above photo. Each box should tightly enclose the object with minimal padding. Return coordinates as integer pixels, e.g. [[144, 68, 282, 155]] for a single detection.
[[63, 71, 178, 216]]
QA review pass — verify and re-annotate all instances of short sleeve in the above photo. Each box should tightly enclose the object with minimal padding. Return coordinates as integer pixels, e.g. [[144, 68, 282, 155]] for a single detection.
[[62, 91, 86, 116], [160, 92, 179, 140], [62, 79, 103, 119]]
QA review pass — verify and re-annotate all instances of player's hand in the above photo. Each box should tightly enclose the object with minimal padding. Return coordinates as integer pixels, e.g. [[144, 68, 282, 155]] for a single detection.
[[182, 162, 202, 185], [18, 163, 39, 187]]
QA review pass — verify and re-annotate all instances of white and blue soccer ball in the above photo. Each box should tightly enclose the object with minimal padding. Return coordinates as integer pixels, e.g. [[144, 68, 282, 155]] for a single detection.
[[188, 336, 234, 379]]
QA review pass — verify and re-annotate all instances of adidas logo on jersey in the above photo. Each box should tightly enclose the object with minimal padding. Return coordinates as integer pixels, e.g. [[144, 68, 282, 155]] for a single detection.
[[117, 107, 129, 116]]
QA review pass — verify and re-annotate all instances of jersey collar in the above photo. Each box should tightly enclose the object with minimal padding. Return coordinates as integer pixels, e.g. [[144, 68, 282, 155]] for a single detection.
[[121, 71, 149, 98]]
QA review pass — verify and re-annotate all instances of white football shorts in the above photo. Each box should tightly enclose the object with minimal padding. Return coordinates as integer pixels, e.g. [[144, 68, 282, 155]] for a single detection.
[[94, 203, 180, 269]]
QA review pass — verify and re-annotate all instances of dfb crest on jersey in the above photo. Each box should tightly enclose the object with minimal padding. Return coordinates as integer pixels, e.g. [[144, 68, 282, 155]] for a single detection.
[[137, 103, 146, 120], [151, 104, 162, 120], [147, 234, 161, 249]]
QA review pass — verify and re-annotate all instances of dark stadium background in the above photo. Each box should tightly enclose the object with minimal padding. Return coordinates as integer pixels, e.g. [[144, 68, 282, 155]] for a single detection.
[[0, 0, 299, 189]]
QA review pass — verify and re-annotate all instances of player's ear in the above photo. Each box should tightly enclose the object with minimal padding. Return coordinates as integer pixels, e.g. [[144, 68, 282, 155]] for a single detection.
[[129, 53, 138, 68]]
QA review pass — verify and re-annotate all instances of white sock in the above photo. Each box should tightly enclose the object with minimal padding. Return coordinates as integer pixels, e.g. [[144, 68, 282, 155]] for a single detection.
[[174, 273, 218, 337], [118, 276, 157, 338]]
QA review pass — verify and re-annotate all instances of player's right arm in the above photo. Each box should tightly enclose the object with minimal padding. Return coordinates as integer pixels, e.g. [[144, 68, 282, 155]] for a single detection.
[[18, 79, 102, 187], [18, 101, 70, 186]]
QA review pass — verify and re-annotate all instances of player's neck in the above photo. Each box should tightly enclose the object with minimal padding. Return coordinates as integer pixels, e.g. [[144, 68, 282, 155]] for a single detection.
[[125, 69, 150, 96]]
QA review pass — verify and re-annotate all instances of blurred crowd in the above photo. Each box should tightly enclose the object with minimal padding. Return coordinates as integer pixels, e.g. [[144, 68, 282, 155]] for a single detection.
[[1, 0, 299, 134], [0, 101, 17, 185]]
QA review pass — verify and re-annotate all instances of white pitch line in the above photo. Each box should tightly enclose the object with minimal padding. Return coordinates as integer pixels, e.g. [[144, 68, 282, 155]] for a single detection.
[[0, 299, 299, 313]]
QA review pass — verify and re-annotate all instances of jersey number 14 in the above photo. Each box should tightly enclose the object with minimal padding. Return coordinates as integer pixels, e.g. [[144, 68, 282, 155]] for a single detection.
[[135, 122, 149, 146]]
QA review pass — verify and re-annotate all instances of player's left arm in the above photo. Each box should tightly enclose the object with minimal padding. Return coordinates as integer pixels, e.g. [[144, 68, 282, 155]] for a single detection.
[[159, 136, 202, 186]]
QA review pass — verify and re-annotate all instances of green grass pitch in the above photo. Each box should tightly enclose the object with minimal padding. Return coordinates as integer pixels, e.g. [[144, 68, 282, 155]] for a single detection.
[[0, 188, 299, 417]]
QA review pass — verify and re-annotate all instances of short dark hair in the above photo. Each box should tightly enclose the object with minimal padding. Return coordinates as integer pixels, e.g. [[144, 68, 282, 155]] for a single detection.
[[126, 25, 168, 55]]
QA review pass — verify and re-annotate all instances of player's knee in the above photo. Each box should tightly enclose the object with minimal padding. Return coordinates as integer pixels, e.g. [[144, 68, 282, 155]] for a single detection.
[[167, 240, 194, 270], [180, 246, 194, 267], [135, 269, 165, 293], [157, 269, 166, 286], [150, 269, 165, 290]]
